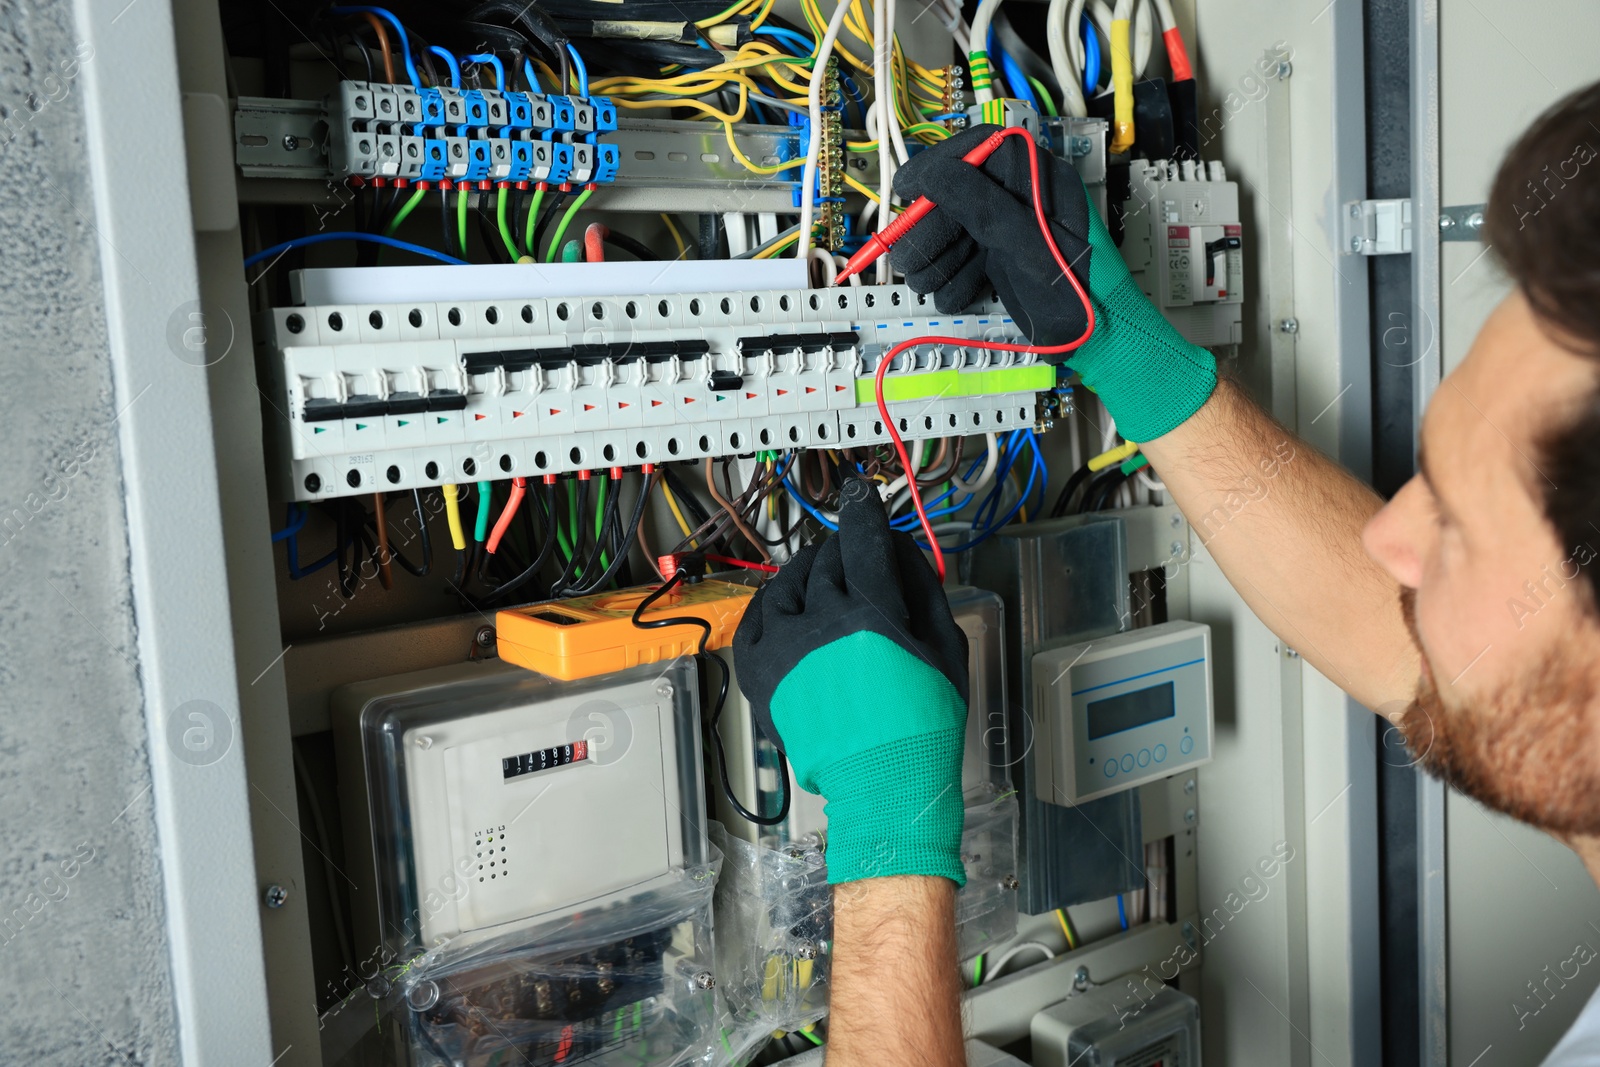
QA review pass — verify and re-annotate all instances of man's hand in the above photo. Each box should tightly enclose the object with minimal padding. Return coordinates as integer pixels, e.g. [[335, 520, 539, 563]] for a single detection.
[[891, 124, 1219, 444], [732, 477, 969, 886]]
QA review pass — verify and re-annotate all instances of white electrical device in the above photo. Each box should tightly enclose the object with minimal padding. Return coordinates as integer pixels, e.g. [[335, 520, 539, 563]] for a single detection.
[[1031, 981, 1202, 1067], [1118, 158, 1244, 348], [332, 659, 705, 955], [1030, 621, 1213, 806]]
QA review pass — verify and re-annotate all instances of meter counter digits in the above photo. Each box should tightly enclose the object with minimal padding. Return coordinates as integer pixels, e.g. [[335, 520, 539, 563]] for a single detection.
[[1031, 621, 1214, 806]]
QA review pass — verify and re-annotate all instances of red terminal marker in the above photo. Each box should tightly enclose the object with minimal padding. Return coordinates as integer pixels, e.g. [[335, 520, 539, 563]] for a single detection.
[[833, 129, 1009, 286]]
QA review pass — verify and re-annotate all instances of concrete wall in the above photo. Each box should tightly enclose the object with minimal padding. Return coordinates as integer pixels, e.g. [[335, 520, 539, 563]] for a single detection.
[[0, 1, 179, 1061]]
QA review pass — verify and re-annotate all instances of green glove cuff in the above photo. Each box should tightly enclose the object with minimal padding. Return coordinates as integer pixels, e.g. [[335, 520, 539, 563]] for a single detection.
[[769, 632, 968, 886], [1068, 205, 1219, 444], [815, 731, 967, 886]]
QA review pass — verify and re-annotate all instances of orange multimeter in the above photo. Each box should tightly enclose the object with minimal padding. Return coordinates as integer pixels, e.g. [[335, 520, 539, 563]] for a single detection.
[[495, 579, 755, 680]]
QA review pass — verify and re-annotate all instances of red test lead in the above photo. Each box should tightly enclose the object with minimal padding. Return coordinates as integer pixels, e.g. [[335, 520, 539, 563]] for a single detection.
[[832, 128, 1010, 285]]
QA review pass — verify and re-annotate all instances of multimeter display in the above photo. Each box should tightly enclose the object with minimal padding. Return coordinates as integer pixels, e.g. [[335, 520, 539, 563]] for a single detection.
[[1086, 682, 1176, 740]]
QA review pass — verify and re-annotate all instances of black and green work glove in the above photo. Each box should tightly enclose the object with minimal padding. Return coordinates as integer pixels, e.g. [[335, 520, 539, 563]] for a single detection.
[[890, 123, 1218, 444], [732, 478, 969, 886]]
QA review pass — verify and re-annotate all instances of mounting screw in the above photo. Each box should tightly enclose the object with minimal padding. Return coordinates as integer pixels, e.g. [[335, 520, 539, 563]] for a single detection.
[[1184, 778, 1196, 794], [1001, 874, 1020, 891], [1350, 236, 1364, 253], [1170, 513, 1183, 528], [1348, 204, 1361, 218], [795, 941, 818, 960], [1069, 135, 1093, 157], [1439, 214, 1455, 231], [1073, 966, 1091, 990], [282, 134, 300, 151], [693, 971, 717, 990], [1184, 808, 1197, 824], [1182, 921, 1198, 951], [656, 681, 675, 698], [1279, 317, 1299, 334], [475, 626, 496, 649], [1169, 541, 1185, 558], [1466, 210, 1484, 231], [1276, 60, 1293, 79], [264, 884, 288, 909], [1286, 647, 1301, 659]]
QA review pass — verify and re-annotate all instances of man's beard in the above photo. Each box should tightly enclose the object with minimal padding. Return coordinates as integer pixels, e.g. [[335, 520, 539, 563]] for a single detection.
[[1397, 590, 1600, 836]]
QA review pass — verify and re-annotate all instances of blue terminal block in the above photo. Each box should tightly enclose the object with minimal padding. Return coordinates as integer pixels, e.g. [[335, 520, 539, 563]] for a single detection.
[[462, 140, 492, 181], [506, 141, 534, 182], [590, 96, 618, 134], [545, 95, 577, 135], [506, 91, 534, 131], [416, 87, 446, 128], [546, 141, 575, 185], [419, 138, 448, 181], [593, 143, 620, 183], [459, 89, 490, 129]]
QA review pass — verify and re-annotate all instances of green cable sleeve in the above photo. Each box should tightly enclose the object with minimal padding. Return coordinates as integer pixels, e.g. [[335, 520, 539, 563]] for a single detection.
[[457, 188, 470, 258], [545, 186, 593, 262], [496, 186, 520, 260], [383, 188, 428, 237], [1119, 453, 1149, 476], [523, 187, 545, 259], [560, 239, 582, 262], [473, 481, 492, 542]]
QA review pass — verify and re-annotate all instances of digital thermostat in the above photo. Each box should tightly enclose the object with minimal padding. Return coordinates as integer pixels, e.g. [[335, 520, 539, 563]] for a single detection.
[[1031, 620, 1213, 805]]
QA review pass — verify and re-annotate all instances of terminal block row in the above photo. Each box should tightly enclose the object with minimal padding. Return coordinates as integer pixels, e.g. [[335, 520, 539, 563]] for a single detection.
[[261, 284, 1053, 501], [328, 80, 620, 186]]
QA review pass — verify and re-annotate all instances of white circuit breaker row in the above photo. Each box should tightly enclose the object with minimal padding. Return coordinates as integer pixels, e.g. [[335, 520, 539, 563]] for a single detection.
[[261, 283, 1055, 501], [1119, 157, 1245, 348]]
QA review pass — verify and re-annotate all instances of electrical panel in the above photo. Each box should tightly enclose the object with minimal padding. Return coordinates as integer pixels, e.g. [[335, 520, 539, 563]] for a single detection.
[[1119, 158, 1244, 348], [261, 281, 1050, 502]]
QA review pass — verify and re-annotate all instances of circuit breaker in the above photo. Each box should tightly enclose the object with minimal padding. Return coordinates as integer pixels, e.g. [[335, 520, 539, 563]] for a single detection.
[[1119, 158, 1245, 348]]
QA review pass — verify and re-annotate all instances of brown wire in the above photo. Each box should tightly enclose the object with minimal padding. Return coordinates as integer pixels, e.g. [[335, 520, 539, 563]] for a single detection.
[[704, 457, 772, 562], [802, 449, 833, 502], [918, 436, 965, 486], [360, 12, 397, 83], [636, 472, 666, 580], [372, 492, 395, 589]]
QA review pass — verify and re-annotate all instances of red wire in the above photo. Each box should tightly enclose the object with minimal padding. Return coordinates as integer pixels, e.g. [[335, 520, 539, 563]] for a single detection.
[[486, 476, 526, 554], [702, 552, 781, 573], [870, 128, 1097, 582]]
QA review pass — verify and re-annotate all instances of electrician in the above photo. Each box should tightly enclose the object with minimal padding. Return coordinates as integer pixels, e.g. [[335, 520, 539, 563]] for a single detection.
[[734, 82, 1600, 1066]]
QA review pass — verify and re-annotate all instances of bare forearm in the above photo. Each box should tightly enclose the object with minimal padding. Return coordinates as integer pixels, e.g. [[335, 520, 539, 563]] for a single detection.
[[827, 876, 964, 1067], [1141, 380, 1419, 712]]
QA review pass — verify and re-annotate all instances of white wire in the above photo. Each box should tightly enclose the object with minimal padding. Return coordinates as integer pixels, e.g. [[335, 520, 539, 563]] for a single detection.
[[968, 0, 1002, 103], [796, 0, 855, 260], [808, 246, 838, 286], [985, 941, 1057, 982], [874, 0, 896, 281], [1046, 0, 1088, 117], [1137, 467, 1167, 495], [949, 432, 999, 493]]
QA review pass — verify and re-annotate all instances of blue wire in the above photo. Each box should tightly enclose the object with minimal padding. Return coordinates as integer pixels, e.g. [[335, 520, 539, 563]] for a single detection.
[[566, 43, 589, 96], [987, 27, 1038, 112], [523, 58, 540, 91], [756, 26, 816, 55], [927, 112, 967, 121], [330, 6, 419, 88], [840, 73, 868, 128], [429, 45, 462, 89], [244, 233, 468, 269], [1081, 15, 1101, 94], [464, 52, 505, 91], [1116, 894, 1129, 930], [272, 503, 308, 543]]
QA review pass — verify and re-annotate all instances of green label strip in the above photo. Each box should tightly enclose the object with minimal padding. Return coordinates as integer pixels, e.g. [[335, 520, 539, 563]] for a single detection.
[[854, 363, 1054, 405]]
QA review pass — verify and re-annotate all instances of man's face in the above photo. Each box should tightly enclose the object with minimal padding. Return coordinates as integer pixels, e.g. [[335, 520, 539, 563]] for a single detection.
[[1362, 291, 1600, 836]]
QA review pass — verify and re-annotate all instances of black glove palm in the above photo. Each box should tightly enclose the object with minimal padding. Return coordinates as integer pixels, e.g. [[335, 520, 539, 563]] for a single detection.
[[888, 124, 1093, 347]]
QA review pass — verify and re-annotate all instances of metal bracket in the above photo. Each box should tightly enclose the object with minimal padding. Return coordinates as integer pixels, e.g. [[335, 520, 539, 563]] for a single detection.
[[1343, 198, 1413, 256], [1438, 202, 1486, 241]]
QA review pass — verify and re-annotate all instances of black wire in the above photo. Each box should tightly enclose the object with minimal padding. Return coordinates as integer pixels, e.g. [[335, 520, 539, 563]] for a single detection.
[[558, 472, 652, 597], [602, 232, 660, 261], [1050, 461, 1095, 518], [630, 572, 792, 827], [544, 478, 590, 597], [531, 190, 568, 253], [1083, 467, 1134, 512], [475, 483, 559, 605], [475, 191, 510, 263], [440, 188, 457, 258]]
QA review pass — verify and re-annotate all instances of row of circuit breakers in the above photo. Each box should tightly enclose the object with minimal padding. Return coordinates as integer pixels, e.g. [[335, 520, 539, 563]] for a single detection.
[[330, 571, 1214, 1065], [263, 281, 1052, 501]]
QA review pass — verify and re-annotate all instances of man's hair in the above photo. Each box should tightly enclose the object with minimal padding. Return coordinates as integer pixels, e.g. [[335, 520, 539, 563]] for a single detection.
[[1484, 80, 1600, 608]]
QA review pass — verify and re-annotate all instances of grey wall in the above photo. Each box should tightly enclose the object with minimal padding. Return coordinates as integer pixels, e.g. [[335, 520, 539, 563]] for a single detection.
[[0, 1, 179, 1062]]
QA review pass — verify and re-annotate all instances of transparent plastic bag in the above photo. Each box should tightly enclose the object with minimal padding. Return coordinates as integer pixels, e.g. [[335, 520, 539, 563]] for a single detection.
[[708, 824, 831, 1062], [381, 861, 723, 1067]]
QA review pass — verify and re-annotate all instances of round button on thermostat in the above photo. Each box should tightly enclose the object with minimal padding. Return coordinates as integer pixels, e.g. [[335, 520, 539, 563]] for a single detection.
[[1121, 754, 1135, 773], [1137, 749, 1151, 768], [1104, 761, 1118, 778], [1154, 744, 1167, 763], [1180, 735, 1194, 755]]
